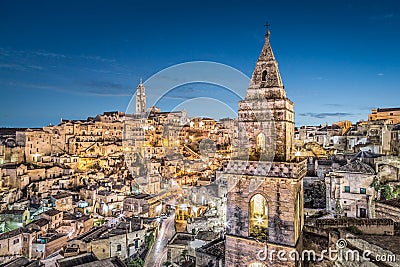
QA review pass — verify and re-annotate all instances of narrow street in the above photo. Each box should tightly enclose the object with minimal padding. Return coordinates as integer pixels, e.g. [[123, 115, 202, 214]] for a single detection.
[[145, 213, 176, 267]]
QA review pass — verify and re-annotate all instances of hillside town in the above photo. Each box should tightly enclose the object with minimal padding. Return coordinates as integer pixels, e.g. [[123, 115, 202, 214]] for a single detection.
[[0, 29, 400, 267]]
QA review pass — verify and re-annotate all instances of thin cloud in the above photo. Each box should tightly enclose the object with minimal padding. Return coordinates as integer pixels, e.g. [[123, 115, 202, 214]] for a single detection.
[[369, 13, 398, 21], [32, 51, 67, 59], [1, 81, 75, 94], [162, 95, 193, 101], [377, 73, 384, 76], [0, 63, 27, 71], [82, 80, 131, 96], [0, 47, 117, 64], [0, 63, 43, 71], [79, 55, 116, 63], [299, 112, 354, 119], [325, 103, 344, 107], [0, 80, 131, 97]]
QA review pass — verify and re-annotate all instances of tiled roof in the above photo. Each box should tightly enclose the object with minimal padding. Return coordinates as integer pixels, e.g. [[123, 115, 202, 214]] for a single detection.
[[0, 227, 23, 240], [57, 253, 98, 267], [74, 257, 127, 267], [337, 160, 375, 174], [196, 238, 225, 258], [29, 218, 50, 227], [0, 209, 27, 215], [52, 192, 72, 199], [42, 209, 63, 217]]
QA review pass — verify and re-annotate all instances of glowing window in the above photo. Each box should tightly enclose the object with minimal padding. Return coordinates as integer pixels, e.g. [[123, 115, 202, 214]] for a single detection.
[[249, 194, 268, 240], [256, 133, 266, 151]]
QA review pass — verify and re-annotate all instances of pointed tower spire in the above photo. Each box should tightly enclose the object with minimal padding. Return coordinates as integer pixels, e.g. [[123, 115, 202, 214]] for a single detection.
[[238, 26, 295, 162], [247, 28, 283, 95]]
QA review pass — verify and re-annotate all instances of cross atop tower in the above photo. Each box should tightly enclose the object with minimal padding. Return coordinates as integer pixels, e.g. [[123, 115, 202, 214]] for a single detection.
[[264, 21, 271, 37]]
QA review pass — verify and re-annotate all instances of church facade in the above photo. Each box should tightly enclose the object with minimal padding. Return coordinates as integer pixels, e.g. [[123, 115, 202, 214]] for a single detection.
[[223, 30, 306, 267]]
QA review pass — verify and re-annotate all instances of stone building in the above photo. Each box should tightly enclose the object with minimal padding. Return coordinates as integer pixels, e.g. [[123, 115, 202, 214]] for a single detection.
[[0, 129, 25, 165], [66, 219, 148, 261], [40, 209, 63, 230], [375, 156, 400, 199], [30, 232, 68, 259], [123, 193, 162, 218], [93, 190, 125, 217], [56, 253, 127, 267], [325, 160, 376, 218], [369, 107, 400, 124], [1, 164, 29, 190], [195, 238, 225, 267], [222, 29, 306, 267], [18, 111, 125, 163], [51, 192, 73, 212], [0, 209, 31, 233], [166, 232, 198, 266], [0, 227, 25, 257]]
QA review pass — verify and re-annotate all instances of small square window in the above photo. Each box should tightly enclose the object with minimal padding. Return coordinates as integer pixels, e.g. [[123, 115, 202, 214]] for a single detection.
[[360, 188, 366, 194], [344, 186, 350, 193]]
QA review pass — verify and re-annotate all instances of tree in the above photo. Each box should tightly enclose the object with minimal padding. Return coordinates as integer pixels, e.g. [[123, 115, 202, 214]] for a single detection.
[[145, 231, 155, 248], [335, 200, 343, 217], [180, 249, 188, 262], [127, 258, 144, 267]]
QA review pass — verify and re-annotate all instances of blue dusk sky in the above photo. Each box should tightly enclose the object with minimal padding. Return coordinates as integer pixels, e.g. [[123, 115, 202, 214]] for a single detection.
[[0, 0, 399, 127]]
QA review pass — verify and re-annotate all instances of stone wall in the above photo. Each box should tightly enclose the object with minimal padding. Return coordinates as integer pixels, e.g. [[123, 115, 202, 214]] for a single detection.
[[344, 233, 400, 267], [225, 160, 305, 247], [375, 202, 400, 223], [304, 176, 326, 209], [316, 218, 394, 235], [225, 234, 302, 267]]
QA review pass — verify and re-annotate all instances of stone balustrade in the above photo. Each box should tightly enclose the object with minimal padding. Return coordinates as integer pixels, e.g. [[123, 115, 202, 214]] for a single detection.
[[223, 159, 307, 179]]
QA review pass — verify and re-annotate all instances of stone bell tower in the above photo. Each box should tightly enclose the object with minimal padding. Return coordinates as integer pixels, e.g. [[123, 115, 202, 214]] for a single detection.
[[237, 29, 295, 163], [223, 29, 306, 267], [135, 79, 146, 114]]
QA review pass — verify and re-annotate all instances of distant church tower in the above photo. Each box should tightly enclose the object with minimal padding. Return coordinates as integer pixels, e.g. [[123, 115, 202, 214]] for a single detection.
[[223, 29, 306, 266], [135, 79, 146, 114]]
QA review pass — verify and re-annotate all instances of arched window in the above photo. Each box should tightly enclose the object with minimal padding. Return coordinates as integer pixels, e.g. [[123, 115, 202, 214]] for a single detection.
[[249, 262, 266, 267], [261, 70, 268, 81], [256, 133, 266, 152], [249, 194, 268, 240]]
